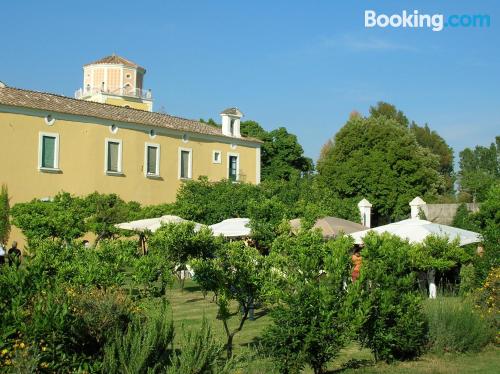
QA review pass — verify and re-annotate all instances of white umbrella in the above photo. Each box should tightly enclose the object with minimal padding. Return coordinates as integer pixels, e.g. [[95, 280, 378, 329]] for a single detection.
[[349, 218, 482, 246], [115, 215, 204, 233], [209, 218, 251, 238]]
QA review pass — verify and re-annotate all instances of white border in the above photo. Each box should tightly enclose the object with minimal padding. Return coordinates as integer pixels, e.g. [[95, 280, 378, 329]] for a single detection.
[[227, 152, 240, 181], [38, 132, 60, 170], [178, 147, 192, 179], [212, 150, 222, 164], [104, 138, 123, 174], [144, 142, 161, 177]]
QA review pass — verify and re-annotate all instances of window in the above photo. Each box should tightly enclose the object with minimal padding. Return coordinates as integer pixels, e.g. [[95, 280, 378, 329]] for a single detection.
[[105, 139, 122, 174], [145, 143, 160, 177], [230, 119, 235, 136], [38, 132, 59, 170], [228, 153, 239, 181], [179, 148, 192, 179], [212, 150, 221, 164]]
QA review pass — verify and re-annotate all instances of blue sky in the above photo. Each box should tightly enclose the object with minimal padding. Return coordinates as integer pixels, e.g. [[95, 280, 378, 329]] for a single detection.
[[1, 0, 498, 165]]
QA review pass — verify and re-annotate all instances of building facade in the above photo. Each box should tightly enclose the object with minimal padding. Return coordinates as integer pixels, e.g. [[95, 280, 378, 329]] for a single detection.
[[0, 56, 262, 245]]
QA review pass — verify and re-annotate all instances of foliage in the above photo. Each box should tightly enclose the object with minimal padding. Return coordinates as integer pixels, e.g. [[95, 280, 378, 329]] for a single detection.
[[473, 267, 499, 342], [240, 121, 314, 181], [247, 197, 288, 251], [354, 233, 428, 362], [191, 242, 266, 358], [452, 203, 480, 232], [147, 222, 222, 290], [11, 192, 87, 244], [0, 184, 10, 246], [459, 263, 476, 297], [174, 177, 261, 224], [369, 101, 409, 127], [317, 114, 444, 220], [424, 297, 493, 353], [410, 123, 454, 194], [409, 235, 471, 272], [263, 231, 356, 374], [458, 136, 499, 202], [85, 192, 141, 244], [11, 191, 141, 245], [475, 184, 500, 282], [102, 301, 175, 374], [166, 318, 234, 374]]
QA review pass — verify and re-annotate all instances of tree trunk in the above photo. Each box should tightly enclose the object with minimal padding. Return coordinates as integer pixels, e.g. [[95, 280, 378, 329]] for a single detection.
[[226, 333, 234, 359], [427, 269, 437, 299]]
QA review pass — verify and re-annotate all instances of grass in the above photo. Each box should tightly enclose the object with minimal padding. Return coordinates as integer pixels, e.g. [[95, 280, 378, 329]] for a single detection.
[[167, 279, 500, 373]]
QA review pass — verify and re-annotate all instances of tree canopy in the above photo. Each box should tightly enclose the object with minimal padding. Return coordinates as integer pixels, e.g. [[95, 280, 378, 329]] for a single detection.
[[458, 136, 499, 202], [317, 114, 444, 220]]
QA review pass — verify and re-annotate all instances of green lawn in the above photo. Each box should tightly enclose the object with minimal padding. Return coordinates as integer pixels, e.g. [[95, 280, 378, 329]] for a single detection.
[[167, 279, 500, 373]]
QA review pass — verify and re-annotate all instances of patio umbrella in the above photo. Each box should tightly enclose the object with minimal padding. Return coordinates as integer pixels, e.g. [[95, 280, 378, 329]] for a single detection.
[[290, 217, 366, 238], [209, 218, 251, 238], [349, 218, 482, 246], [115, 215, 204, 233]]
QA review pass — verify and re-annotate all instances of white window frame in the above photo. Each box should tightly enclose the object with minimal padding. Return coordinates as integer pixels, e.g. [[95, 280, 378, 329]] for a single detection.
[[38, 132, 60, 171], [104, 138, 123, 175], [144, 142, 161, 177], [227, 152, 240, 181], [212, 150, 222, 164], [178, 147, 193, 180]]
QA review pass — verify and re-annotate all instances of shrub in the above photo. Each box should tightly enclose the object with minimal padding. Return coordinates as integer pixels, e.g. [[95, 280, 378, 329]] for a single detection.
[[459, 263, 476, 296], [102, 301, 174, 374], [262, 232, 355, 374], [473, 267, 499, 344], [424, 297, 493, 353], [166, 318, 233, 374], [355, 233, 428, 362]]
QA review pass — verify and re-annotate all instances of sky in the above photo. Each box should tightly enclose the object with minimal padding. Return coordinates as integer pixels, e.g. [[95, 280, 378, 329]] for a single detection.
[[1, 0, 499, 165]]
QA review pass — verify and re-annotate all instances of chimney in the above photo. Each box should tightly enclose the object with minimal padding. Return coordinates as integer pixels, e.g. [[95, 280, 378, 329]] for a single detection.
[[409, 197, 427, 219], [358, 198, 372, 228], [220, 108, 243, 137]]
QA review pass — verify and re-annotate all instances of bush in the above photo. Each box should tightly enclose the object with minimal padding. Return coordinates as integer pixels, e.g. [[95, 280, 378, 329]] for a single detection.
[[473, 267, 499, 344], [166, 318, 233, 374], [102, 301, 174, 374], [459, 263, 476, 296], [262, 232, 355, 374], [424, 297, 493, 353], [355, 233, 428, 362]]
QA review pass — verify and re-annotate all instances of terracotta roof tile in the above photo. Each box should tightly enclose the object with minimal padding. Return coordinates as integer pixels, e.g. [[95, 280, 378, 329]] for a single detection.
[[84, 55, 144, 70], [0, 86, 262, 144]]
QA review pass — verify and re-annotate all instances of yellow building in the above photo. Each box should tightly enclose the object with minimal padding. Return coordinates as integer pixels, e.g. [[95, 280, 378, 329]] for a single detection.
[[0, 55, 262, 245]]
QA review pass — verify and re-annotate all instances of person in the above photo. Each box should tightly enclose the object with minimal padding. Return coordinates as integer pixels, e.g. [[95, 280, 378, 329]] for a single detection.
[[0, 242, 5, 266], [8, 241, 22, 267], [476, 243, 485, 257], [82, 239, 90, 249], [351, 246, 363, 282]]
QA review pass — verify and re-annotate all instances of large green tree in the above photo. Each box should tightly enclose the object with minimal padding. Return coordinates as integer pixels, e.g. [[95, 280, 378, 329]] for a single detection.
[[410, 123, 454, 193], [317, 115, 444, 220], [458, 137, 499, 202]]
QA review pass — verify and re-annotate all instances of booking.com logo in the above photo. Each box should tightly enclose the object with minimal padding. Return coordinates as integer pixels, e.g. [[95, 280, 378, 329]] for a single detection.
[[365, 10, 491, 32]]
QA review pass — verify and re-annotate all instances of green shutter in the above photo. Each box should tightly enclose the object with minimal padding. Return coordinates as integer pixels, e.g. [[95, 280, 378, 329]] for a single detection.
[[147, 146, 157, 174], [41, 136, 56, 168], [181, 150, 190, 178], [107, 142, 119, 172]]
